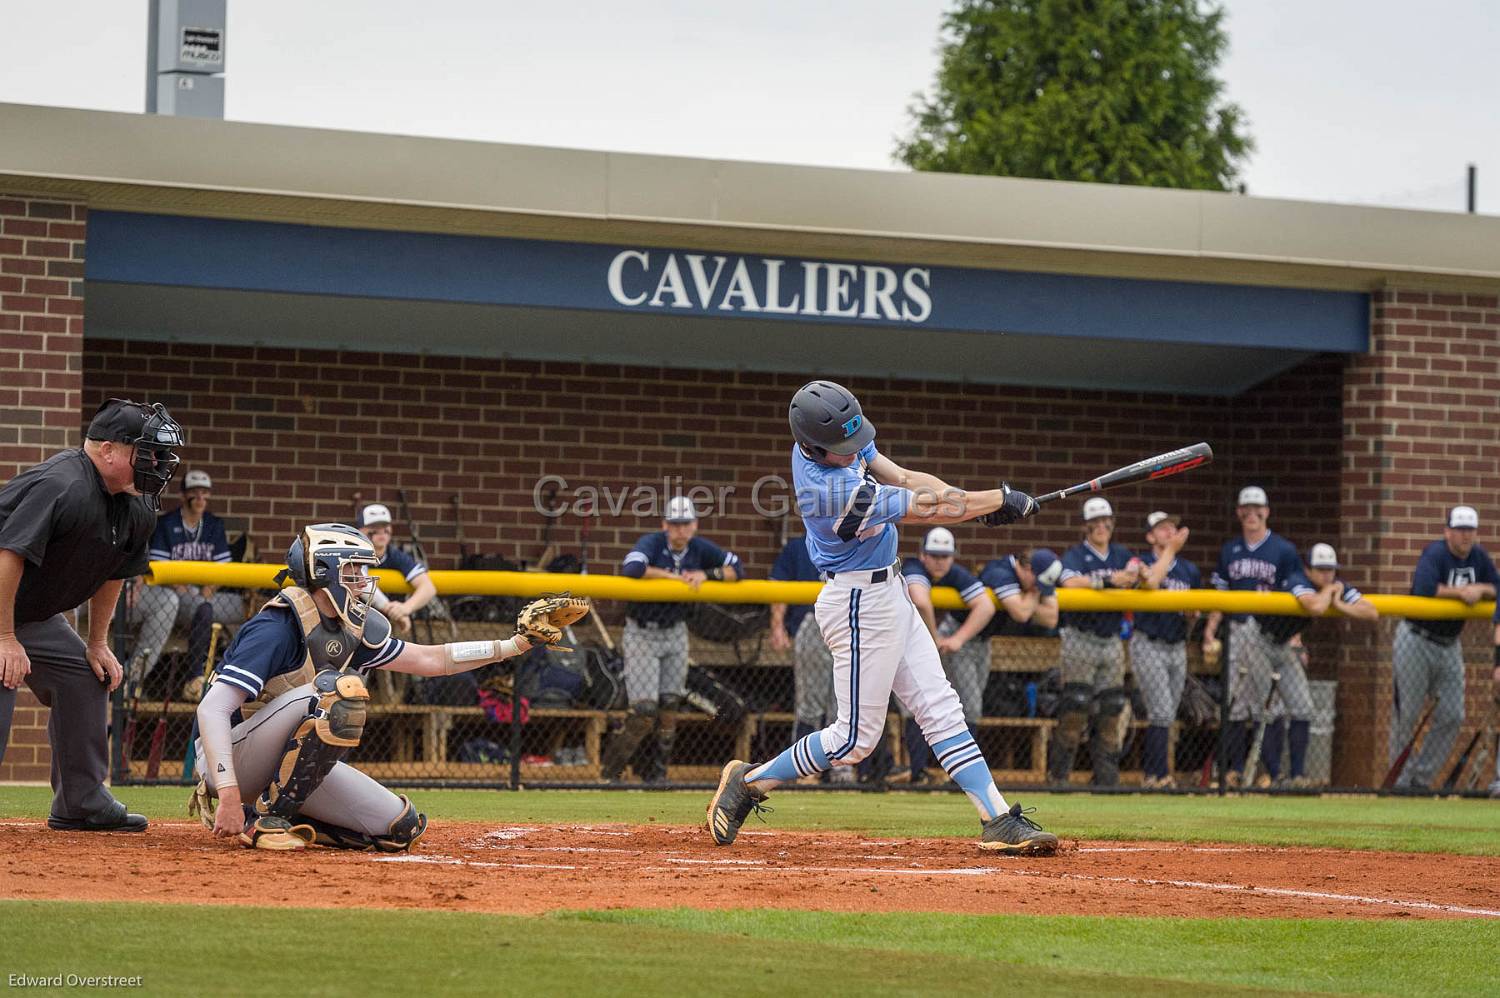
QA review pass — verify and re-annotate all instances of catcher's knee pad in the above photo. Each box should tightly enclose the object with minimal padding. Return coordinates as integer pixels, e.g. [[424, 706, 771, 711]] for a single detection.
[[258, 670, 370, 821], [1055, 682, 1092, 746], [1093, 686, 1129, 753], [238, 815, 316, 851], [301, 795, 428, 853]]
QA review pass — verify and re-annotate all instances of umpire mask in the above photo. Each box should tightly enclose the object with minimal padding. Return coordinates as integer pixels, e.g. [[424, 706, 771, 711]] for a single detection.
[[87, 398, 185, 511], [279, 524, 380, 638]]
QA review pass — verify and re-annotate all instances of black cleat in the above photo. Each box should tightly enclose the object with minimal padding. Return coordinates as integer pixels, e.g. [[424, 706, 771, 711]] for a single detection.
[[705, 760, 769, 846], [979, 802, 1059, 855]]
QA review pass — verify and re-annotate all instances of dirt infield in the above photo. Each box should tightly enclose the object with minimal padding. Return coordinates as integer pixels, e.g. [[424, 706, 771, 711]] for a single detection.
[[3, 820, 1497, 920]]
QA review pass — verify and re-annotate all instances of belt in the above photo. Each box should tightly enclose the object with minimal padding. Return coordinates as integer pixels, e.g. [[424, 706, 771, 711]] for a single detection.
[[1403, 620, 1458, 647], [824, 560, 900, 585], [628, 617, 684, 631]]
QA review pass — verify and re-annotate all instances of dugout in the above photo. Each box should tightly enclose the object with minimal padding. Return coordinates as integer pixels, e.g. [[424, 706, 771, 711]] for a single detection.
[[4, 101, 1500, 786]]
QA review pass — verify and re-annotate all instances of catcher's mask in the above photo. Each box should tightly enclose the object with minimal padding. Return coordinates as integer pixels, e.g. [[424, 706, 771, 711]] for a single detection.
[[276, 524, 380, 636], [86, 398, 185, 511]]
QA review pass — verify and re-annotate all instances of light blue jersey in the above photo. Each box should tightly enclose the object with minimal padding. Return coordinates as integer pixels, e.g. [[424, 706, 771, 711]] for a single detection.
[[792, 442, 910, 573]]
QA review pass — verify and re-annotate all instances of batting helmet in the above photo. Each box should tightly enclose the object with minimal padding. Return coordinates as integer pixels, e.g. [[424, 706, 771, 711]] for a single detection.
[[788, 380, 876, 457]]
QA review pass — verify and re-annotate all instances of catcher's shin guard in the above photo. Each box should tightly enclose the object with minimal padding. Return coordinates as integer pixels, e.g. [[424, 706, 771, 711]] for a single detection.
[[1090, 686, 1129, 787], [1047, 683, 1092, 783], [257, 670, 369, 820], [299, 795, 429, 852], [601, 701, 657, 781]]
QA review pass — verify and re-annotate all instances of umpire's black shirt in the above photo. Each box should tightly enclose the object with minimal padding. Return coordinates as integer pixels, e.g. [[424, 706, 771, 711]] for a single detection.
[[0, 449, 154, 625]]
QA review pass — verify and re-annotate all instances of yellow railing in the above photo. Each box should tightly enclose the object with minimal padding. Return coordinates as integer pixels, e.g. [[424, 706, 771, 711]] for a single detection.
[[145, 561, 1496, 621]]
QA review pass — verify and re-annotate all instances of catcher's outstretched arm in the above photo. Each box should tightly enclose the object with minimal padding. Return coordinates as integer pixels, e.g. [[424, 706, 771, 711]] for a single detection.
[[384, 635, 533, 678]]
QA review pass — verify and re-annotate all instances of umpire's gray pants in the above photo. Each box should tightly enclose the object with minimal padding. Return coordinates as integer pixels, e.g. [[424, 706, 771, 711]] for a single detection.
[[1130, 633, 1186, 726], [1390, 620, 1465, 788], [938, 618, 991, 725], [195, 682, 404, 835], [622, 620, 689, 705], [0, 615, 114, 820], [1227, 619, 1313, 723], [793, 617, 836, 727]]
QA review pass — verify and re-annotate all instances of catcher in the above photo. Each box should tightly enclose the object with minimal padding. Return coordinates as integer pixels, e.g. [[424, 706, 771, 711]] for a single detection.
[[189, 523, 586, 851]]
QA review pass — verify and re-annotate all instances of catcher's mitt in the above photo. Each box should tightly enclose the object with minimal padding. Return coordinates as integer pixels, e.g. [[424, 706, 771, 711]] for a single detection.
[[516, 594, 590, 647]]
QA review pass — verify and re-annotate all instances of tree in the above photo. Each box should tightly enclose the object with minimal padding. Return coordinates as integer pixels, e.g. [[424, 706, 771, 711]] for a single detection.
[[896, 0, 1252, 190]]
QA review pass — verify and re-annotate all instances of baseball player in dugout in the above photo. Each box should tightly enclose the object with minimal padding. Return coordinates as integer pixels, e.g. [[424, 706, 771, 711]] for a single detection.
[[1203, 487, 1344, 787], [190, 523, 586, 850], [601, 495, 741, 784], [1132, 511, 1201, 788], [707, 380, 1057, 854], [0, 398, 184, 832], [978, 547, 1062, 634], [1391, 505, 1496, 789], [768, 532, 852, 784], [899, 527, 995, 782], [131, 469, 245, 692], [1052, 497, 1141, 787], [356, 502, 438, 636]]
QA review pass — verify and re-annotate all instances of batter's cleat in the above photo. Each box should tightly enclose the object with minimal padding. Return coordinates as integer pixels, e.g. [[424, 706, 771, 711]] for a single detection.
[[706, 760, 769, 846], [238, 815, 315, 851], [978, 803, 1059, 855]]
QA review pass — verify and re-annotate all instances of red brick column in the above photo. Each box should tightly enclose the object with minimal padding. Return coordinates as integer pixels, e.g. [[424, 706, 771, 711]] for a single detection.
[[1338, 287, 1500, 785], [0, 193, 85, 782]]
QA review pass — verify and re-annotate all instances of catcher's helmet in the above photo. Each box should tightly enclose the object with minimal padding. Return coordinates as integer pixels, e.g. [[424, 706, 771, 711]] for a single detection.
[[86, 398, 185, 511], [280, 523, 379, 636], [788, 380, 875, 457]]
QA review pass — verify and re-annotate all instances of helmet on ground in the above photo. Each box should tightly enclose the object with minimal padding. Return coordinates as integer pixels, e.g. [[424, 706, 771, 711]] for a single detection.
[[788, 380, 876, 457], [281, 523, 380, 635]]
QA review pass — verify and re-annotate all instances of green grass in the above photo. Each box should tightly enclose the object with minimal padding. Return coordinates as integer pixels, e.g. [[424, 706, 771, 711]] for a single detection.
[[4, 785, 1495, 855], [6, 901, 1497, 997]]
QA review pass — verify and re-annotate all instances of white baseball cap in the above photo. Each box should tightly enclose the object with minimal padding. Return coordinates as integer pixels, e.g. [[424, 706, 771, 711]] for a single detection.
[[664, 495, 698, 523], [182, 470, 212, 491], [923, 527, 956, 555], [1308, 543, 1339, 569], [1146, 511, 1179, 529], [360, 503, 393, 528], [1082, 497, 1113, 521], [1449, 505, 1479, 529], [1237, 486, 1269, 507]]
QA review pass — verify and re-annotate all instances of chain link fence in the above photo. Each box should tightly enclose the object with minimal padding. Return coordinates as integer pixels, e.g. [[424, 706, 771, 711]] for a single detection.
[[107, 574, 1500, 796]]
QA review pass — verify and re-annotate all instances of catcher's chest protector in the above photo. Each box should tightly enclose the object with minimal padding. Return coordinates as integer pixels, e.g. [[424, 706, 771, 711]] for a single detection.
[[236, 587, 387, 718]]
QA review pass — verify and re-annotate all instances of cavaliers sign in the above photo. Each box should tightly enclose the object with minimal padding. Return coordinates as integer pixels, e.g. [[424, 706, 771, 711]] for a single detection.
[[606, 250, 933, 323]]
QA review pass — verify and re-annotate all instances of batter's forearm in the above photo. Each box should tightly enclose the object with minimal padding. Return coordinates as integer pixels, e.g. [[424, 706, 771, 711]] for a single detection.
[[906, 487, 1006, 524]]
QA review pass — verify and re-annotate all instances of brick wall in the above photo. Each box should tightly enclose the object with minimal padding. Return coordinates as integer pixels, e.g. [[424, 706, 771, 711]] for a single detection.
[[0, 690, 51, 782], [0, 194, 86, 482], [82, 341, 1343, 582], [1335, 287, 1500, 785]]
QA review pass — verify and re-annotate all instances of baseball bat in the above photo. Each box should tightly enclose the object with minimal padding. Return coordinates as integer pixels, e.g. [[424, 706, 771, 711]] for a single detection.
[[1241, 671, 1281, 790], [1382, 699, 1436, 789], [1442, 727, 1483, 792], [1033, 443, 1214, 507]]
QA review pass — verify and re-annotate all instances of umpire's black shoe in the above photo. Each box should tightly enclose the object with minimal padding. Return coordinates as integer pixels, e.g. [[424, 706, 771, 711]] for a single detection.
[[706, 760, 769, 847], [48, 797, 147, 833], [978, 802, 1058, 855]]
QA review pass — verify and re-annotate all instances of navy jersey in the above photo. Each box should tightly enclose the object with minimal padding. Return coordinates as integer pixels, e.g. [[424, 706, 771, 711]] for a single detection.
[[1133, 552, 1203, 644], [793, 442, 910, 573], [979, 555, 1058, 602], [770, 537, 821, 636], [1211, 531, 1310, 628], [209, 604, 405, 712], [376, 545, 429, 583], [1261, 579, 1366, 645], [621, 533, 738, 626], [901, 557, 986, 626], [1059, 541, 1136, 637], [1408, 539, 1499, 642], [149, 508, 231, 564]]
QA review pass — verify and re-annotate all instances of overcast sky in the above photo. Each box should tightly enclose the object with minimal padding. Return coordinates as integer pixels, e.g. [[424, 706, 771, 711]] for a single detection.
[[3, 0, 1496, 212]]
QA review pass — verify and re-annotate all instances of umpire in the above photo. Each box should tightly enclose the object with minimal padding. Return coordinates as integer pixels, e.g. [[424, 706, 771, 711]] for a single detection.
[[0, 398, 184, 831]]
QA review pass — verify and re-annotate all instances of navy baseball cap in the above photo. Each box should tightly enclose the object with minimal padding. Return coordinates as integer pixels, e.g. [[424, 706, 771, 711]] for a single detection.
[[1030, 548, 1063, 587]]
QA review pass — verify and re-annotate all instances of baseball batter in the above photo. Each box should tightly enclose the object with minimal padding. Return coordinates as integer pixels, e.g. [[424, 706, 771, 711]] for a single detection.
[[1053, 497, 1141, 787], [706, 380, 1057, 854], [190, 523, 584, 850]]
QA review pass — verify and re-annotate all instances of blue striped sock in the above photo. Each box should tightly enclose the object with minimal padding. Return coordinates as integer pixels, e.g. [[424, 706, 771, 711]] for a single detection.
[[746, 732, 830, 791], [931, 731, 1007, 820]]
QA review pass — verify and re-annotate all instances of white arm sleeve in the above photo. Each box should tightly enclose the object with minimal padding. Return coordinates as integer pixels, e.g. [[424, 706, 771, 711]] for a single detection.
[[196, 680, 248, 791]]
